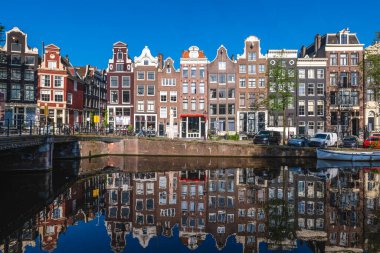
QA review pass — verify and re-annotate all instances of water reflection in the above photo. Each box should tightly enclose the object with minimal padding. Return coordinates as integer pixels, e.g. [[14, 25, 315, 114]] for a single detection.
[[1, 157, 380, 252]]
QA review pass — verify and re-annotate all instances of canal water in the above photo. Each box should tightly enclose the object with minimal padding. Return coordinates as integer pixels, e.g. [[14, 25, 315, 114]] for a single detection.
[[0, 156, 378, 253]]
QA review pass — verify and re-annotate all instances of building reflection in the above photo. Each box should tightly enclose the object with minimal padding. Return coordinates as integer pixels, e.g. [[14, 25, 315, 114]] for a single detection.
[[2, 162, 380, 253]]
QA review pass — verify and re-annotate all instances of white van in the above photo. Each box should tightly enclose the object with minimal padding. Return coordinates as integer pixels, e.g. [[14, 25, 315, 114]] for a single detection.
[[309, 132, 338, 148]]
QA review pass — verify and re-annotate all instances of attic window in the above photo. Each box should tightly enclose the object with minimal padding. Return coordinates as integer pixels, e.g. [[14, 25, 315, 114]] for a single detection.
[[341, 34, 348, 44], [144, 60, 149, 65], [117, 52, 123, 60], [166, 64, 171, 73], [11, 43, 22, 52]]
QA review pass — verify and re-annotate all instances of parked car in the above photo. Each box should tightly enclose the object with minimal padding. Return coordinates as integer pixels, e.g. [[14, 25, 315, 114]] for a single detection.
[[341, 136, 359, 148], [287, 135, 309, 147], [308, 132, 338, 148], [363, 136, 380, 148], [253, 130, 281, 145]]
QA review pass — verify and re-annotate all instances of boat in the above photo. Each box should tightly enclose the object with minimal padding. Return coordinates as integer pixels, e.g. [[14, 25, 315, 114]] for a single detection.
[[317, 148, 380, 161], [316, 159, 380, 169]]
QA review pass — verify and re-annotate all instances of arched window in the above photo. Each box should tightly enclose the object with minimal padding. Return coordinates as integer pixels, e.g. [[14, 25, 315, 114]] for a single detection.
[[117, 52, 123, 60]]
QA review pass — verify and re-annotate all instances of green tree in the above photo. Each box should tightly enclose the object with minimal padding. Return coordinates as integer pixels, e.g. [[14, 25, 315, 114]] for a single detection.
[[267, 52, 297, 144], [362, 33, 380, 99]]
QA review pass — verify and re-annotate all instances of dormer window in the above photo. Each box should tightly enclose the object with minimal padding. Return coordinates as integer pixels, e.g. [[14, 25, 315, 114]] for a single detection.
[[166, 65, 171, 73], [117, 52, 123, 60], [144, 60, 149, 65]]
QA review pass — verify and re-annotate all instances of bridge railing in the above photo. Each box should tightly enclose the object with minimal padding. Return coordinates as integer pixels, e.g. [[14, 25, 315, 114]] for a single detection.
[[0, 120, 117, 137]]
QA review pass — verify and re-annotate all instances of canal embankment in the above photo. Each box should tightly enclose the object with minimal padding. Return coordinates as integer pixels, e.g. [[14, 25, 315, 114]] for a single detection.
[[74, 138, 316, 158]]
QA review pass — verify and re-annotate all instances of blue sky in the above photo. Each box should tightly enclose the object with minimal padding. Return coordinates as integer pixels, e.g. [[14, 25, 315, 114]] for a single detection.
[[1, 0, 379, 69]]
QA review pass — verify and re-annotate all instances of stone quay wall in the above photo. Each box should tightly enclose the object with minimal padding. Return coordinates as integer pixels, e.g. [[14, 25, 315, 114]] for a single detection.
[[77, 138, 316, 158]]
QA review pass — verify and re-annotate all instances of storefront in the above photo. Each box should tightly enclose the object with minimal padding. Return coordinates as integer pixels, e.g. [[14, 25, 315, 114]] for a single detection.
[[180, 114, 206, 139], [134, 114, 157, 133]]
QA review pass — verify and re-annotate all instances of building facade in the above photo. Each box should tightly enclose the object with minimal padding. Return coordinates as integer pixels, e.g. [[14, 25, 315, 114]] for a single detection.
[[208, 45, 237, 134], [157, 57, 180, 137], [296, 56, 328, 135], [179, 46, 208, 139], [107, 42, 134, 131], [0, 27, 39, 127], [133, 46, 158, 133], [37, 44, 84, 127], [236, 36, 267, 137], [304, 29, 364, 138]]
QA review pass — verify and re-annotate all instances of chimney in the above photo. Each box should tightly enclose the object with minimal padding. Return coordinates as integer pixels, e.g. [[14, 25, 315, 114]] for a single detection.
[[231, 54, 235, 61], [314, 34, 319, 55], [301, 45, 306, 58], [158, 53, 163, 69], [317, 34, 321, 50], [65, 54, 69, 62]]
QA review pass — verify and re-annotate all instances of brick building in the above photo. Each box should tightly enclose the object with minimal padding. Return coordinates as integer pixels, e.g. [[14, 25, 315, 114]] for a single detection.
[[0, 27, 39, 127]]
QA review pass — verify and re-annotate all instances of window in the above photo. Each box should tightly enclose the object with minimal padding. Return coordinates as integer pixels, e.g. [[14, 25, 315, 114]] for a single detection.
[[298, 69, 305, 79], [137, 85, 144, 96], [41, 75, 50, 87], [137, 101, 144, 111], [0, 68, 6, 79], [248, 65, 256, 74], [317, 69, 324, 79], [24, 85, 34, 101], [147, 85, 155, 96], [317, 101, 324, 116], [330, 53, 337, 66], [11, 69, 21, 80], [209, 74, 217, 83], [219, 89, 226, 99], [239, 64, 246, 73], [11, 43, 22, 52], [170, 91, 177, 102], [122, 90, 130, 103], [299, 101, 305, 116], [228, 104, 235, 114], [199, 82, 205, 94], [24, 70, 34, 81], [219, 104, 226, 114], [330, 73, 337, 86], [191, 99, 196, 110], [259, 78, 265, 87], [11, 55, 21, 65], [144, 60, 149, 65], [199, 99, 204, 110], [67, 93, 72, 104], [351, 72, 358, 86], [116, 64, 123, 71], [147, 101, 154, 112], [199, 67, 205, 78], [54, 91, 63, 102], [54, 76, 63, 87], [307, 83, 315, 96], [239, 78, 246, 88], [299, 83, 305, 96], [367, 90, 375, 102], [110, 90, 118, 103], [259, 64, 265, 73], [239, 93, 245, 107], [41, 90, 50, 101], [110, 76, 118, 87], [248, 78, 256, 88], [308, 101, 314, 116], [219, 74, 226, 84], [160, 91, 167, 102], [317, 83, 324, 95], [122, 76, 130, 87], [218, 62, 226, 70], [147, 71, 155, 80], [190, 67, 196, 77], [160, 107, 167, 118], [25, 56, 35, 65], [117, 52, 123, 60], [48, 61, 56, 69], [11, 84, 20, 99], [340, 53, 348, 66], [191, 82, 196, 94], [210, 89, 217, 99], [182, 83, 188, 93], [137, 71, 145, 80], [228, 88, 235, 98], [308, 69, 315, 79], [182, 67, 188, 78], [182, 99, 188, 110], [228, 74, 235, 83], [170, 107, 177, 118], [317, 122, 324, 132], [351, 53, 358, 65], [248, 52, 256, 61]]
